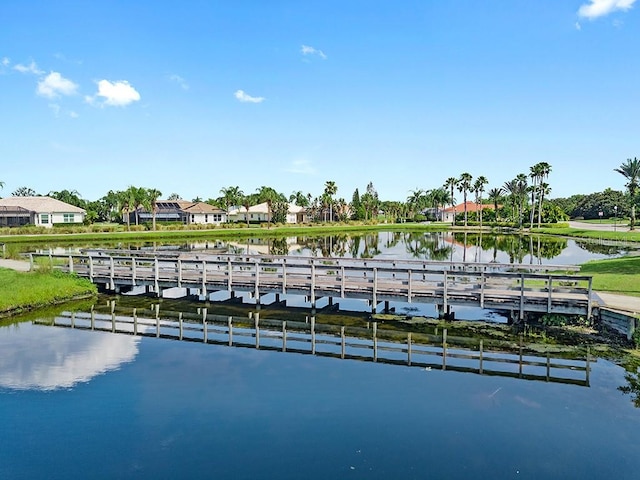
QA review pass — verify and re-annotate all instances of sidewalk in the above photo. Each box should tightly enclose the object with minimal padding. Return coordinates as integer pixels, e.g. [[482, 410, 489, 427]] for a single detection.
[[0, 258, 31, 272], [592, 292, 640, 315]]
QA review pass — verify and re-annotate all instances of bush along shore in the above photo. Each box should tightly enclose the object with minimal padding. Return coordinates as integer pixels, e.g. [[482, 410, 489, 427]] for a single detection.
[[0, 267, 97, 318]]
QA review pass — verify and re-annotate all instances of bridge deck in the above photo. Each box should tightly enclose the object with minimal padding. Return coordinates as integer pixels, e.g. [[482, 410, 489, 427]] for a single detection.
[[32, 252, 594, 318]]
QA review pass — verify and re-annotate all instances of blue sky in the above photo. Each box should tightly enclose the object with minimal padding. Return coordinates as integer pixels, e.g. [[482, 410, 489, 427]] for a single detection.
[[1, 0, 639, 203]]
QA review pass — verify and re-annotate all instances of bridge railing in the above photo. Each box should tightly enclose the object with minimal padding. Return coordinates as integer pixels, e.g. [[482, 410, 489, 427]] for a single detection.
[[30, 252, 593, 318]]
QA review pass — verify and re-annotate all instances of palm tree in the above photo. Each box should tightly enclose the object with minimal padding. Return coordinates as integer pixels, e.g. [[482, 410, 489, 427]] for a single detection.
[[536, 162, 552, 226], [219, 186, 244, 214], [406, 188, 425, 220], [324, 180, 338, 221], [473, 176, 488, 228], [147, 188, 162, 231], [428, 188, 449, 222], [615, 157, 640, 230], [457, 172, 473, 227], [487, 187, 504, 222], [256, 186, 284, 228], [443, 177, 458, 225]]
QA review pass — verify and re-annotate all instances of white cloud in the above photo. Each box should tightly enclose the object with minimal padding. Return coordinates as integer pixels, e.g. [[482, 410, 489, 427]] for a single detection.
[[286, 158, 317, 175], [301, 44, 327, 60], [14, 60, 43, 75], [89, 79, 141, 107], [578, 0, 636, 19], [1, 57, 10, 66], [575, 21, 582, 30], [234, 89, 265, 103], [37, 71, 78, 98], [169, 74, 189, 90]]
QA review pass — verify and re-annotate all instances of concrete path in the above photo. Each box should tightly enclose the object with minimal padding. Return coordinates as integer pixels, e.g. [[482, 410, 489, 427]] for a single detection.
[[0, 258, 31, 272], [568, 220, 631, 232]]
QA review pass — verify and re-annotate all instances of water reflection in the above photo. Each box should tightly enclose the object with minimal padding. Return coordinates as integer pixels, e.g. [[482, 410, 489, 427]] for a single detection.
[[0, 322, 140, 390], [6, 231, 639, 264], [30, 303, 592, 388]]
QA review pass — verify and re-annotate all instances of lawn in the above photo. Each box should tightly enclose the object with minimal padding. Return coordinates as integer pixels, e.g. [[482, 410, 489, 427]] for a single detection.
[[580, 256, 640, 296], [0, 268, 97, 315]]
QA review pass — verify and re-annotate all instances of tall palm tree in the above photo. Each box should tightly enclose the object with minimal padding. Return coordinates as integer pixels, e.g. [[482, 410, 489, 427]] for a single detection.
[[536, 162, 552, 226], [428, 188, 449, 222], [444, 177, 458, 225], [147, 188, 162, 231], [407, 188, 425, 220], [473, 176, 488, 228], [615, 157, 640, 230], [457, 172, 473, 227], [324, 181, 338, 221], [487, 187, 504, 222], [219, 186, 244, 214]]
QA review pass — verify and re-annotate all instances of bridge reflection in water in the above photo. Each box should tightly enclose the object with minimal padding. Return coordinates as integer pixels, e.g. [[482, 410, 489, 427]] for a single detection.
[[35, 302, 592, 388]]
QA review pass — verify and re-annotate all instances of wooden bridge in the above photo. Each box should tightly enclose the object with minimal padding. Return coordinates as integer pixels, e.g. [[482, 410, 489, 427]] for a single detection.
[[34, 304, 592, 387], [31, 251, 594, 319]]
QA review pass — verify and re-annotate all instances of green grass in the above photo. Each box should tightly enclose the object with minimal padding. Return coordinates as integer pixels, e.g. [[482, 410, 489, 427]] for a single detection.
[[0, 222, 451, 245], [533, 227, 640, 243], [0, 268, 97, 315], [580, 256, 640, 296]]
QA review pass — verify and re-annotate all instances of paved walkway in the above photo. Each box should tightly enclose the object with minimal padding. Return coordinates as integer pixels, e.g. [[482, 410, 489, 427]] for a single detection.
[[0, 258, 31, 272], [568, 220, 631, 232]]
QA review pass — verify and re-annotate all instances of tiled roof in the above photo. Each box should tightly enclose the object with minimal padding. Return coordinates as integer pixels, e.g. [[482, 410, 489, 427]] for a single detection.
[[442, 202, 496, 213], [0, 196, 86, 213]]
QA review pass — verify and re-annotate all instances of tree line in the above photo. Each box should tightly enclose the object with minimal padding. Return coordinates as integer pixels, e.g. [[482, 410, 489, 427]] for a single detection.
[[2, 157, 639, 230]]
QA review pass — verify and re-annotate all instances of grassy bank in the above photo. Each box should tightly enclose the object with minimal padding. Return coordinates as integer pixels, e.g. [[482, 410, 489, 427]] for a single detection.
[[580, 256, 640, 296], [534, 227, 640, 243], [0, 268, 97, 316], [0, 222, 452, 246]]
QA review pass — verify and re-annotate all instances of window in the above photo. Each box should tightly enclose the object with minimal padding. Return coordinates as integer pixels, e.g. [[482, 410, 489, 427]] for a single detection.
[[40, 214, 49, 224], [63, 213, 75, 223], [205, 214, 208, 222]]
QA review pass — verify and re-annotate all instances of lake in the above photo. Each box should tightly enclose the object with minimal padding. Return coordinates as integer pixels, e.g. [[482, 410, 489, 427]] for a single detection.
[[1, 302, 640, 480], [12, 230, 640, 265]]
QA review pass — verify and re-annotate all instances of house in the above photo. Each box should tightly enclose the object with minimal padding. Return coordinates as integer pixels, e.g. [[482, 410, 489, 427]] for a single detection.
[[228, 202, 309, 224], [132, 200, 227, 225], [441, 202, 495, 224], [0, 196, 86, 228]]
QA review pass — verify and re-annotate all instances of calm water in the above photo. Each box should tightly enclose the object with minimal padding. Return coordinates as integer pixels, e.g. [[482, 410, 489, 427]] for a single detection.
[[15, 230, 640, 265], [1, 311, 640, 479]]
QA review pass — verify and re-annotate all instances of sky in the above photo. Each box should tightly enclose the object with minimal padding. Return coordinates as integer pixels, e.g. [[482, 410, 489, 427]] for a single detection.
[[1, 0, 639, 203]]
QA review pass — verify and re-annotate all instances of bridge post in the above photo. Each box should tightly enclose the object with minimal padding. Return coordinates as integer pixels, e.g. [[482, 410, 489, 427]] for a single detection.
[[371, 268, 378, 313], [201, 260, 207, 300], [177, 259, 182, 288], [227, 258, 233, 292], [407, 270, 412, 303], [202, 308, 208, 343], [310, 316, 316, 354], [131, 257, 137, 286], [519, 273, 525, 320], [228, 316, 233, 346], [340, 266, 345, 298], [154, 258, 160, 297], [178, 312, 183, 340], [442, 328, 447, 370], [109, 256, 115, 291], [255, 312, 260, 349], [587, 277, 593, 320], [310, 263, 316, 310], [547, 275, 553, 313], [68, 255, 74, 274], [282, 261, 287, 294], [372, 322, 378, 362], [282, 321, 287, 352], [340, 326, 345, 359]]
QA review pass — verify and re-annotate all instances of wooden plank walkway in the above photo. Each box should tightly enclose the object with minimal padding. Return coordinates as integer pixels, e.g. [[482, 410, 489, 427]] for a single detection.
[[32, 252, 594, 318], [36, 306, 592, 387]]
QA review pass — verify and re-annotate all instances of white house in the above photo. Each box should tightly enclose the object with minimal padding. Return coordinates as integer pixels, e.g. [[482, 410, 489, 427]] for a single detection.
[[0, 196, 86, 228], [228, 202, 308, 224]]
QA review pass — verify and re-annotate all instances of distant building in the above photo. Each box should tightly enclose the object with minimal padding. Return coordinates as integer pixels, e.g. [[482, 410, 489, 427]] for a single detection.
[[131, 200, 227, 225], [228, 202, 309, 224], [441, 202, 495, 224], [0, 196, 86, 228]]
